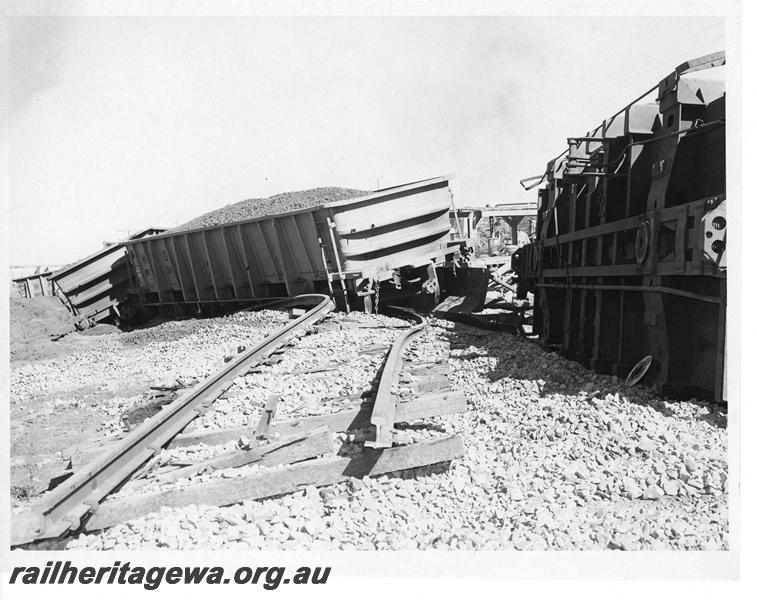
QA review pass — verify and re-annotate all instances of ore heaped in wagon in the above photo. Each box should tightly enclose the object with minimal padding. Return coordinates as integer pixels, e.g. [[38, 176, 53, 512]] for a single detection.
[[10, 51, 727, 552]]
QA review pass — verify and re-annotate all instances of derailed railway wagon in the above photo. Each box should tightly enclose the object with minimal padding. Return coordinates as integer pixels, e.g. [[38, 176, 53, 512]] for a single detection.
[[49, 228, 165, 327], [12, 271, 56, 298], [513, 52, 727, 401], [123, 176, 469, 316]]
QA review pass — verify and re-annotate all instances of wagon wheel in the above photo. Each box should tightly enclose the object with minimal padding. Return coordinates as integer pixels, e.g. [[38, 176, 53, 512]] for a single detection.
[[75, 318, 92, 331], [635, 221, 650, 264], [118, 303, 137, 321]]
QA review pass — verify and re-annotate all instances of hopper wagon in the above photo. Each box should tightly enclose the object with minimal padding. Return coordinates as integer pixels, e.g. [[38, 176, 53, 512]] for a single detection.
[[122, 175, 471, 318], [49, 228, 165, 328], [12, 271, 56, 299], [513, 52, 727, 401]]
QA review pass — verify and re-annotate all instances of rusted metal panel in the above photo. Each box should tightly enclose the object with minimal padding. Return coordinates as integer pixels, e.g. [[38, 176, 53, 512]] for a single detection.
[[50, 228, 164, 324]]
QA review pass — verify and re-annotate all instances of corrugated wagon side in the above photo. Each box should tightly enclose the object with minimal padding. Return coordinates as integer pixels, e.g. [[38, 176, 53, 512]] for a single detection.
[[124, 176, 468, 315], [12, 271, 56, 298], [50, 228, 165, 326]]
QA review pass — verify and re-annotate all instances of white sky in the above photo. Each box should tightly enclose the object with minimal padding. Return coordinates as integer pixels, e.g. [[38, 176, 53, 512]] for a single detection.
[[8, 13, 726, 264]]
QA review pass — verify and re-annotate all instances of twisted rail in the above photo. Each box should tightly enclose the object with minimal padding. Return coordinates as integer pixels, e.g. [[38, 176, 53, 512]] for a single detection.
[[365, 306, 427, 448], [12, 294, 334, 546]]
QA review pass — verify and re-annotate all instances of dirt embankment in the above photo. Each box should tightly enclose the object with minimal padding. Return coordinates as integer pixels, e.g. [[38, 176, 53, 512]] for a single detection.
[[10, 296, 78, 363]]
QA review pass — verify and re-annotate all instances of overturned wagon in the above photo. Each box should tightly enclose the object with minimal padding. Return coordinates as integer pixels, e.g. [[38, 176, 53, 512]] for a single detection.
[[124, 176, 468, 316], [50, 228, 165, 327], [513, 52, 727, 401]]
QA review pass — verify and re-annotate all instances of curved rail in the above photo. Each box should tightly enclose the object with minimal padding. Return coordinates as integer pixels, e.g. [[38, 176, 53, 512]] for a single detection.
[[365, 306, 427, 448], [12, 294, 334, 546]]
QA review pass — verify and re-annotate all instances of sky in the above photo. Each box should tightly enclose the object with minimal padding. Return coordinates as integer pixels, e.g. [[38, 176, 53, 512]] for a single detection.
[[7, 13, 727, 265]]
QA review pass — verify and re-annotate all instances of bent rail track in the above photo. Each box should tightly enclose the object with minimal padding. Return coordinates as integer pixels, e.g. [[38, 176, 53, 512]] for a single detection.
[[367, 307, 427, 448], [12, 294, 334, 546], [12, 297, 463, 548]]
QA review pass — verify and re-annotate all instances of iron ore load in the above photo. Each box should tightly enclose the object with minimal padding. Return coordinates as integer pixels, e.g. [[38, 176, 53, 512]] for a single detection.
[[122, 175, 469, 318], [513, 51, 726, 401]]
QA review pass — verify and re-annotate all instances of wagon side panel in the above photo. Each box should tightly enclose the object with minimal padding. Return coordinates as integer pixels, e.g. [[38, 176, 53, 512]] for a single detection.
[[326, 179, 456, 279]]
